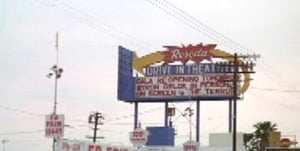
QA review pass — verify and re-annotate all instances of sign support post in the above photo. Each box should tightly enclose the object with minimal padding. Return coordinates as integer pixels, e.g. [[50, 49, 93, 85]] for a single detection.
[[196, 100, 200, 142], [229, 99, 232, 133], [165, 101, 169, 127], [233, 53, 238, 151], [134, 102, 139, 129]]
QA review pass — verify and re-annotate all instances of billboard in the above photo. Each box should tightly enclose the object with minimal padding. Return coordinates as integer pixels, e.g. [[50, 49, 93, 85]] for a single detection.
[[118, 44, 250, 102]]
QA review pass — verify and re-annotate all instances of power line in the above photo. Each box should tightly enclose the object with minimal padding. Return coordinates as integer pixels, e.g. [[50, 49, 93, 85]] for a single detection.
[[249, 87, 300, 110], [250, 87, 300, 93], [146, 1, 300, 120], [105, 107, 163, 123], [0, 129, 44, 136], [36, 0, 154, 51], [37, 0, 281, 92], [146, 0, 295, 93], [147, 0, 245, 52], [35, 0, 295, 92], [0, 105, 44, 117], [249, 92, 300, 112]]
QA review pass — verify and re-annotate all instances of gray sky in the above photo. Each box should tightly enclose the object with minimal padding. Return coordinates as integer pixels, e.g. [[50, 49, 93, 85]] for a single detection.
[[1, 0, 300, 150]]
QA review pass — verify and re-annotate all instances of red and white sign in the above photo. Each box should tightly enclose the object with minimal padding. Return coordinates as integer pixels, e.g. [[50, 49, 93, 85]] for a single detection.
[[136, 74, 240, 98], [183, 140, 199, 151], [56, 139, 131, 151], [281, 138, 297, 148], [57, 139, 84, 151], [129, 128, 149, 146], [45, 114, 64, 138], [164, 43, 216, 64]]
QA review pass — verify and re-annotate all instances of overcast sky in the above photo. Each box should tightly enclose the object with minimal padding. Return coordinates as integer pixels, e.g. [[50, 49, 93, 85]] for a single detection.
[[1, 0, 300, 151]]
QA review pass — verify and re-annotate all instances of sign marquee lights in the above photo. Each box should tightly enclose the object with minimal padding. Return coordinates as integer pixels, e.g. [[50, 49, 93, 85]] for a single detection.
[[118, 43, 253, 102]]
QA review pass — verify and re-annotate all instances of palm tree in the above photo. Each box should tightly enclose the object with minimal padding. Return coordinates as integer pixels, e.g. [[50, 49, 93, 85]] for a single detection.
[[253, 121, 277, 151], [243, 121, 278, 151]]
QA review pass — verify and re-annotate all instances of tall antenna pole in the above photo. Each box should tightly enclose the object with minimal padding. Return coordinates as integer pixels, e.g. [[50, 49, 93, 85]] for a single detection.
[[47, 31, 63, 151], [54, 31, 59, 114], [53, 31, 58, 151]]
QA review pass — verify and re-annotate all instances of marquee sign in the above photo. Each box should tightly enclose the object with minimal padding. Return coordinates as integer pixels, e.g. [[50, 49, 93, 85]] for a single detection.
[[136, 74, 240, 99], [145, 63, 235, 76], [118, 43, 251, 102]]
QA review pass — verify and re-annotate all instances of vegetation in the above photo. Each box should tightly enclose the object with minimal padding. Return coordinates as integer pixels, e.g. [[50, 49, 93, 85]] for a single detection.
[[243, 121, 278, 151]]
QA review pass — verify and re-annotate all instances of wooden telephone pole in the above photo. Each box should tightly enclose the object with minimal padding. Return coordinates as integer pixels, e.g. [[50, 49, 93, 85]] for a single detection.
[[88, 112, 105, 143], [216, 53, 259, 151]]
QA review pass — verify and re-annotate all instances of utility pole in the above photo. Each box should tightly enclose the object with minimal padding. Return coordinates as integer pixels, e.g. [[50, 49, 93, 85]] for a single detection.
[[88, 112, 105, 143], [47, 31, 63, 151], [216, 53, 259, 151], [231, 53, 259, 151]]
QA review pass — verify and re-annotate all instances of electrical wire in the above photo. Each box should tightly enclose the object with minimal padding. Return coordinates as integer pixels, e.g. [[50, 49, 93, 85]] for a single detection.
[[37, 0, 296, 99], [250, 87, 300, 93], [147, 0, 247, 53], [25, 0, 300, 141], [0, 105, 45, 117], [146, 0, 296, 92], [35, 0, 298, 98], [146, 0, 300, 113], [36, 0, 154, 51], [105, 107, 163, 123], [0, 129, 44, 136]]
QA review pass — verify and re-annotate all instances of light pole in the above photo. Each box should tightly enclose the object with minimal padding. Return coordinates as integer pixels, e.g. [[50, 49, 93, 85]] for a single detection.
[[47, 65, 63, 113], [47, 32, 63, 115], [46, 31, 63, 151], [183, 107, 194, 141]]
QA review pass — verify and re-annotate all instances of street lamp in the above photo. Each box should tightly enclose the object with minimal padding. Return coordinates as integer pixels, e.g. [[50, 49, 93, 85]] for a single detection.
[[47, 65, 63, 114], [183, 107, 194, 141]]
